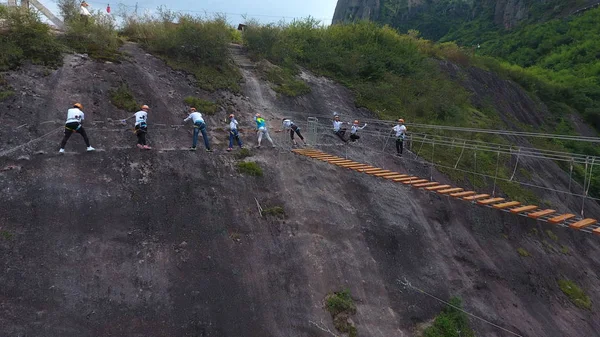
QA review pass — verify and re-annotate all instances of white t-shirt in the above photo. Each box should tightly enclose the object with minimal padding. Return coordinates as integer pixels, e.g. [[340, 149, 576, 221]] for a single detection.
[[66, 108, 85, 123], [350, 124, 366, 134], [393, 124, 407, 138], [134, 111, 148, 126], [333, 120, 345, 132], [184, 112, 204, 124], [80, 6, 91, 16], [229, 119, 238, 130]]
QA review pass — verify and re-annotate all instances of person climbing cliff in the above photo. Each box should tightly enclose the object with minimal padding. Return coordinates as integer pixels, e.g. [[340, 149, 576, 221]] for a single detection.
[[59, 103, 95, 153], [279, 118, 307, 146], [227, 114, 243, 151], [333, 115, 348, 143], [392, 118, 407, 156], [349, 120, 367, 142], [254, 113, 275, 148], [183, 107, 212, 152]]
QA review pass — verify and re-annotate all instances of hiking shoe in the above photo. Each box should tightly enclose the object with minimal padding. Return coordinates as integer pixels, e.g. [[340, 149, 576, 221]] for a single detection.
[[143, 145, 152, 150], [59, 148, 65, 154], [190, 147, 197, 151], [206, 149, 213, 152], [397, 153, 402, 157], [137, 144, 144, 149], [86, 146, 95, 152], [227, 147, 233, 152]]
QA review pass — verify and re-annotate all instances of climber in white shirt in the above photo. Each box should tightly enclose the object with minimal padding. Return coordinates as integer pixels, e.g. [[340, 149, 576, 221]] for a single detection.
[[59, 103, 95, 153], [183, 107, 212, 151], [349, 119, 367, 142], [280, 118, 307, 146], [227, 114, 243, 151], [392, 118, 407, 156], [332, 115, 348, 143]]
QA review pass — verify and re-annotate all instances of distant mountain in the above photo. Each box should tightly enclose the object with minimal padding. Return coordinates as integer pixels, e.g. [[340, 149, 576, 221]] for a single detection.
[[332, 0, 599, 41]]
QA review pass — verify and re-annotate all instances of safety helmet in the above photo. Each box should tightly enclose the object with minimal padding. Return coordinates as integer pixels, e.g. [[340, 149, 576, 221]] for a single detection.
[[73, 103, 83, 110], [190, 107, 197, 112], [353, 120, 359, 124], [141, 104, 150, 110], [334, 115, 340, 119], [229, 114, 235, 119], [256, 113, 261, 118], [398, 118, 405, 123]]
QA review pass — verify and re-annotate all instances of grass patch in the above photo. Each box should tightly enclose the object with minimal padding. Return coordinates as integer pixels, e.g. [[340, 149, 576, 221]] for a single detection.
[[236, 161, 263, 176], [558, 279, 591, 310], [0, 89, 14, 101], [183, 96, 218, 115], [235, 148, 253, 159], [264, 66, 311, 97], [109, 84, 139, 112], [262, 206, 286, 219], [546, 230, 559, 242], [560, 245, 570, 255], [0, 230, 14, 240], [423, 297, 475, 337], [325, 289, 358, 337], [517, 248, 531, 257]]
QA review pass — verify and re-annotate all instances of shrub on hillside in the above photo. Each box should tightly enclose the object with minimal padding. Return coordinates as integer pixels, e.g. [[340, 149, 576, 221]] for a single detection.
[[183, 96, 218, 115], [423, 297, 475, 337], [109, 84, 139, 112], [57, 0, 121, 61], [0, 6, 63, 70], [121, 11, 241, 92]]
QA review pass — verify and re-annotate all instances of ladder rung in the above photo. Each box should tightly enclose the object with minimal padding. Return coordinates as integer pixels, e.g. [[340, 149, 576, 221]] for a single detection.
[[477, 197, 505, 205], [426, 184, 452, 191], [374, 172, 403, 177], [510, 205, 538, 214], [336, 162, 361, 167], [463, 194, 490, 201], [384, 174, 409, 180], [327, 159, 352, 163], [569, 218, 597, 230], [548, 214, 576, 224], [438, 187, 463, 195], [412, 182, 439, 188], [492, 201, 521, 209], [344, 164, 371, 168], [404, 179, 429, 185], [365, 170, 392, 175], [527, 209, 556, 219], [361, 168, 386, 172], [450, 191, 476, 198], [351, 166, 377, 171], [593, 227, 600, 236], [393, 176, 420, 182]]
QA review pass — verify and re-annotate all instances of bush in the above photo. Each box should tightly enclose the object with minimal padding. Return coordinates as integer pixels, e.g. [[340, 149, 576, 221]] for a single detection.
[[121, 11, 241, 92], [325, 289, 357, 337], [109, 83, 139, 112], [183, 96, 218, 115], [517, 248, 531, 257], [262, 206, 285, 219], [235, 147, 252, 159], [57, 0, 121, 62], [0, 6, 64, 70], [558, 279, 591, 310], [264, 66, 311, 97], [236, 161, 263, 176], [423, 297, 475, 337]]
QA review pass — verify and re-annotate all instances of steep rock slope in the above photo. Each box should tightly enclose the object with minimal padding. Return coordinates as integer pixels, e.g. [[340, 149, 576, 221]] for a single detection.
[[1, 44, 600, 337]]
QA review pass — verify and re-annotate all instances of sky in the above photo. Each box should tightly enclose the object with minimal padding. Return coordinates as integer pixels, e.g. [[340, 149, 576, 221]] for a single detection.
[[36, 0, 339, 25]]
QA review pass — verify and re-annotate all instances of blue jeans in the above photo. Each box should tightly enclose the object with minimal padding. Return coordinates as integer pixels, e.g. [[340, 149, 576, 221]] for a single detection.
[[193, 121, 210, 149], [229, 129, 243, 148]]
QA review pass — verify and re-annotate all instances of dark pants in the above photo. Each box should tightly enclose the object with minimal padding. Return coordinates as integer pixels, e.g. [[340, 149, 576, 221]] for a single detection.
[[229, 129, 243, 148], [60, 122, 90, 148], [290, 125, 304, 141], [193, 121, 210, 150], [350, 134, 360, 141], [135, 124, 147, 145], [396, 138, 404, 154], [335, 129, 347, 142]]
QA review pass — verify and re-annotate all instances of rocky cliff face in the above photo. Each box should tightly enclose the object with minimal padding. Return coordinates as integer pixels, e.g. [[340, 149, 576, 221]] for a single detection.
[[333, 0, 597, 33]]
